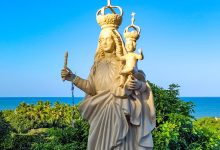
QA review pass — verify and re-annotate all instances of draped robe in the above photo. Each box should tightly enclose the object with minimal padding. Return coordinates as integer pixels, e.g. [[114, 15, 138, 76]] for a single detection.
[[74, 56, 156, 150]]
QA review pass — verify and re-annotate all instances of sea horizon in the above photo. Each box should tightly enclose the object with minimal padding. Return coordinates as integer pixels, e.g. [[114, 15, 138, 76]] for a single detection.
[[0, 97, 220, 118]]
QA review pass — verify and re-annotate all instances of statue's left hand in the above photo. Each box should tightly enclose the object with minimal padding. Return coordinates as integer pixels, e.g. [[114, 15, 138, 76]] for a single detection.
[[125, 75, 142, 90]]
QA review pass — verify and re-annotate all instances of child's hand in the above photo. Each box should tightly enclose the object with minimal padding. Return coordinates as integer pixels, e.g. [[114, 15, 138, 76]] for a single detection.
[[138, 48, 142, 53], [138, 48, 144, 60]]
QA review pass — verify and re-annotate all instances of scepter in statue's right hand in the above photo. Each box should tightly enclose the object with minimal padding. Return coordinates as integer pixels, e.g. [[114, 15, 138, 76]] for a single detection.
[[62, 51, 68, 81], [61, 51, 76, 82]]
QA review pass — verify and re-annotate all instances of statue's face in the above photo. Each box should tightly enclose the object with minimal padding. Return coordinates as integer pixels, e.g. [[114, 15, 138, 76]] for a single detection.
[[125, 40, 136, 52], [100, 31, 115, 53]]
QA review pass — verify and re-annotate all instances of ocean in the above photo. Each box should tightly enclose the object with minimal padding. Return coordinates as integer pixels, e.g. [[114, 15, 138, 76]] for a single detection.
[[0, 97, 83, 110], [180, 97, 220, 118], [0, 97, 220, 118]]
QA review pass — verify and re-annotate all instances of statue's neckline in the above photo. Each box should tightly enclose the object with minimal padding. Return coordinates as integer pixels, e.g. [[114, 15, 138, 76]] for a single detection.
[[101, 56, 116, 63]]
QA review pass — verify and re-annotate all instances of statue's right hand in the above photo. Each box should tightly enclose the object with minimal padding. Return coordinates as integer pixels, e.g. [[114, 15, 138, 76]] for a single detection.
[[61, 67, 75, 82]]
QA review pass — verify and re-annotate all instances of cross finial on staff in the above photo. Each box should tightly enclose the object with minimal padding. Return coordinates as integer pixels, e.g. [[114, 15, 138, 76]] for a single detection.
[[107, 0, 111, 6], [131, 12, 136, 26]]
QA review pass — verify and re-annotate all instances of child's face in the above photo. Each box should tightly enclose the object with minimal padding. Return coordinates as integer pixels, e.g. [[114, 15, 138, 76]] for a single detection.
[[125, 40, 136, 52]]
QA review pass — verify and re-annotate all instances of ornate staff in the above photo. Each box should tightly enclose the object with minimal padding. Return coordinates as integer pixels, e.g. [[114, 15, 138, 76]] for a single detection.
[[71, 78, 75, 127], [62, 51, 75, 127]]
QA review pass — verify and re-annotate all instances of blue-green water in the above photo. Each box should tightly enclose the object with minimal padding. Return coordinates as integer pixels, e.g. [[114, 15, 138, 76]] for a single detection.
[[180, 97, 220, 118], [0, 97, 220, 118], [0, 97, 82, 110]]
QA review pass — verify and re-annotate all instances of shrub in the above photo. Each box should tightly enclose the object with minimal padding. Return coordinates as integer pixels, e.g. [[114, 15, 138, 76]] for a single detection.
[[0, 111, 13, 149], [3, 101, 73, 133]]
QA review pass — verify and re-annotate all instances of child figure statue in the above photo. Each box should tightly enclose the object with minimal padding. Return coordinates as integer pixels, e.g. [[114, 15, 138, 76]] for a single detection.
[[118, 12, 144, 87]]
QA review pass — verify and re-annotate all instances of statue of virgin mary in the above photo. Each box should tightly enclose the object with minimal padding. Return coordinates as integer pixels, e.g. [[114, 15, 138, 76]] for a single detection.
[[61, 1, 156, 149]]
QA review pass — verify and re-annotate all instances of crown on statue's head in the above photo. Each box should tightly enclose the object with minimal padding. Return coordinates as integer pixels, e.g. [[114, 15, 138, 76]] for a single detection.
[[124, 30, 140, 41], [96, 0, 123, 29], [124, 12, 141, 41]]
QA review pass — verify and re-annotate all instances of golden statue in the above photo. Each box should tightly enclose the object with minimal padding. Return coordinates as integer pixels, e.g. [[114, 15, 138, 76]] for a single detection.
[[61, 0, 156, 149]]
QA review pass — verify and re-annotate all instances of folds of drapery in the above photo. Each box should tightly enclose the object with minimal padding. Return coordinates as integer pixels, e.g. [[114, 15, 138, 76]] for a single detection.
[[78, 81, 155, 150], [75, 57, 156, 150]]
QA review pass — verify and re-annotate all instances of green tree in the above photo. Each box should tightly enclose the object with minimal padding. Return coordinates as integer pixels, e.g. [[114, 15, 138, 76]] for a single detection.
[[0, 111, 13, 149], [150, 82, 220, 149]]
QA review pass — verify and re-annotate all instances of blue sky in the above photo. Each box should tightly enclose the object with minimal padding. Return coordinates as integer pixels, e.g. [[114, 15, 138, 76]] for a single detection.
[[0, 0, 220, 97]]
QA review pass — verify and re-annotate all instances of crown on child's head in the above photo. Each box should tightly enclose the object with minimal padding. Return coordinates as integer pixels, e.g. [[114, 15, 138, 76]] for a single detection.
[[96, 0, 123, 29], [124, 12, 141, 41]]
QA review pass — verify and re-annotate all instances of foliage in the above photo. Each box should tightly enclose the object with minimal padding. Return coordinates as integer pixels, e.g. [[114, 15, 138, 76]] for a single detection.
[[193, 117, 220, 135], [1, 101, 89, 150], [0, 112, 10, 141], [151, 83, 194, 123], [192, 117, 220, 149], [0, 111, 13, 149], [31, 126, 88, 150], [149, 82, 220, 149], [3, 101, 73, 133], [0, 84, 220, 149]]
